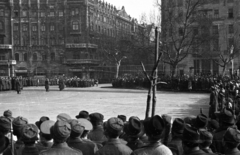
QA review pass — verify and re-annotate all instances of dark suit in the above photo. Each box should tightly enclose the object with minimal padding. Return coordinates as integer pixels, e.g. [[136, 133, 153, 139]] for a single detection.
[[39, 142, 82, 155], [168, 137, 183, 155]]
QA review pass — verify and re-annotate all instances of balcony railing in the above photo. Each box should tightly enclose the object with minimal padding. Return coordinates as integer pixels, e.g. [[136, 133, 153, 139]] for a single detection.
[[65, 59, 100, 65]]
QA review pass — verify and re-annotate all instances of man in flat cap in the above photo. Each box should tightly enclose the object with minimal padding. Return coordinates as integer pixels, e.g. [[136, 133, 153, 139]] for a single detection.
[[182, 125, 208, 155], [212, 108, 235, 154], [3, 116, 28, 155], [223, 127, 240, 155], [96, 117, 132, 155], [132, 115, 172, 155], [39, 120, 82, 155], [3, 110, 14, 121], [124, 116, 144, 151], [21, 124, 39, 155], [67, 119, 98, 155], [36, 120, 55, 152], [168, 118, 184, 155], [87, 113, 107, 146], [0, 116, 11, 154]]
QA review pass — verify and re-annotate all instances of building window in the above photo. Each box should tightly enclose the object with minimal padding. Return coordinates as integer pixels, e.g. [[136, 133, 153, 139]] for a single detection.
[[72, 22, 79, 30], [50, 38, 55, 45], [0, 54, 5, 60], [23, 25, 28, 31], [40, 12, 45, 17], [24, 53, 28, 62], [0, 9, 4, 17], [50, 25, 55, 31], [49, 11, 55, 17], [22, 11, 27, 17], [41, 25, 45, 31], [228, 8, 233, 18], [14, 11, 19, 17], [42, 54, 47, 61], [229, 24, 234, 34], [59, 11, 63, 16], [32, 25, 37, 32], [14, 24, 18, 31], [14, 39, 19, 45], [0, 22, 3, 30], [15, 53, 19, 61], [75, 8, 79, 15], [214, 9, 219, 18], [71, 10, 75, 16], [33, 53, 37, 61]]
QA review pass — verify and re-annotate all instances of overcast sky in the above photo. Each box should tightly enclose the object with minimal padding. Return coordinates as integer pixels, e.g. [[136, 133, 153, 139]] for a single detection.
[[105, 0, 159, 21]]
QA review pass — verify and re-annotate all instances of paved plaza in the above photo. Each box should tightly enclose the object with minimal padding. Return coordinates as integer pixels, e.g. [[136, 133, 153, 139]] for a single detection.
[[0, 84, 209, 123]]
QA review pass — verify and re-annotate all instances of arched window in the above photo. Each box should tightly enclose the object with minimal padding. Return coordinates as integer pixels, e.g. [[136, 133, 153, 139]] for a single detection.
[[24, 53, 28, 61], [51, 52, 55, 61], [33, 53, 37, 61], [15, 53, 19, 61]]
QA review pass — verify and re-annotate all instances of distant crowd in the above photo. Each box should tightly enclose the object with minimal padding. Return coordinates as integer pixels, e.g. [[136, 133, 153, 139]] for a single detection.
[[112, 74, 239, 92]]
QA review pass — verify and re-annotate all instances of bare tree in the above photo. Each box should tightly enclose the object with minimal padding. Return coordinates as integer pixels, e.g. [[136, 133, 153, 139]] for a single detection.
[[159, 0, 212, 77]]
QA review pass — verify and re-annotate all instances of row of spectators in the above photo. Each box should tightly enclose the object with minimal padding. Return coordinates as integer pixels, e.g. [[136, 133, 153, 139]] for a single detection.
[[112, 75, 238, 92], [0, 107, 240, 155]]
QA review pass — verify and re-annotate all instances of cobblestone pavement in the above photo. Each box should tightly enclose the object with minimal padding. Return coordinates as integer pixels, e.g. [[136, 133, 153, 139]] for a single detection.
[[0, 84, 209, 123]]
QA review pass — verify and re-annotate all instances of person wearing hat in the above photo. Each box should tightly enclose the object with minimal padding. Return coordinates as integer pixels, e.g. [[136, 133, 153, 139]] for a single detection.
[[123, 116, 144, 151], [15, 78, 21, 94], [21, 124, 40, 155], [3, 110, 14, 121], [35, 116, 50, 129], [87, 112, 107, 145], [39, 120, 82, 155], [78, 118, 93, 140], [0, 116, 11, 154], [132, 115, 172, 155], [67, 119, 98, 155], [3, 116, 28, 155], [36, 120, 55, 152], [182, 125, 208, 155], [193, 114, 208, 130], [199, 129, 215, 154], [45, 78, 50, 92], [212, 108, 235, 154], [223, 127, 240, 155], [76, 111, 89, 120], [56, 113, 71, 122], [118, 115, 127, 123], [96, 117, 132, 155], [168, 118, 185, 155], [161, 114, 172, 145]]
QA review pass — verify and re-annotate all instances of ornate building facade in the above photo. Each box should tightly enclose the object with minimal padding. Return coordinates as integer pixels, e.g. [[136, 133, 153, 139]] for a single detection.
[[0, 0, 148, 78]]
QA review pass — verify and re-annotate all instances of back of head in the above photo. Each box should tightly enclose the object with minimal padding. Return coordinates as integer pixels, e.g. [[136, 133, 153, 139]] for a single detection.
[[69, 119, 85, 138], [0, 116, 11, 135], [143, 115, 165, 141], [50, 120, 71, 143], [172, 118, 184, 137], [13, 116, 28, 138], [104, 117, 124, 138], [182, 125, 201, 148], [21, 124, 38, 144], [89, 112, 104, 126], [199, 129, 213, 148], [224, 127, 240, 149]]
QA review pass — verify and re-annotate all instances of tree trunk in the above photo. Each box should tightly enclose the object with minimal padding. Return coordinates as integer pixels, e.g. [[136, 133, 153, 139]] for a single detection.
[[145, 84, 152, 119], [222, 65, 226, 76], [171, 64, 177, 78], [115, 63, 120, 78]]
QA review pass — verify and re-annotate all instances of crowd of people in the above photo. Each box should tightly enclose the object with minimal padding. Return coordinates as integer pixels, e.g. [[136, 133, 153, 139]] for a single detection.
[[0, 76, 99, 93], [0, 106, 240, 155], [112, 74, 239, 92]]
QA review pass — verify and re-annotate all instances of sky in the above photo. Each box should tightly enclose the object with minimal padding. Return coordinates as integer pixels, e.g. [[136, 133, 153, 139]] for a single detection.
[[105, 0, 159, 21]]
